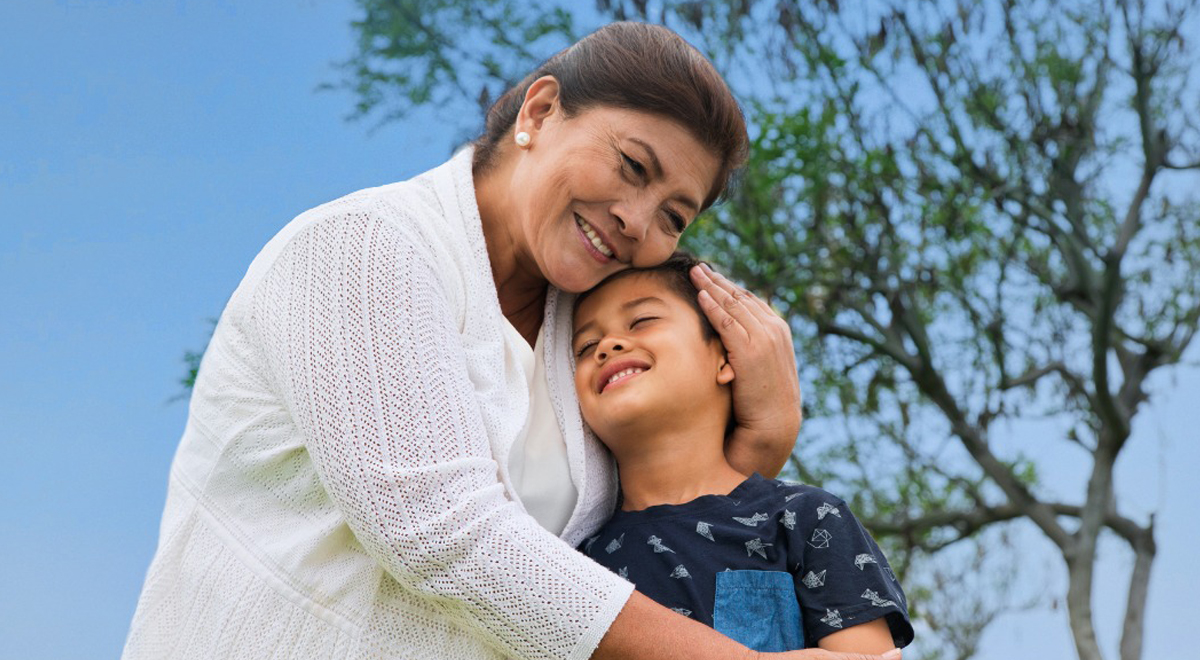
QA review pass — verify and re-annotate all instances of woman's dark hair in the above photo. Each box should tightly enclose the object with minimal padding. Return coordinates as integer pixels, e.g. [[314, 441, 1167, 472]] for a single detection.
[[573, 251, 720, 345], [473, 22, 748, 210]]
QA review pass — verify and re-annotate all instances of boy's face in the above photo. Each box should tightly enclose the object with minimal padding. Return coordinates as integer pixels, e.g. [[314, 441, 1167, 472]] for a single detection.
[[572, 273, 734, 443]]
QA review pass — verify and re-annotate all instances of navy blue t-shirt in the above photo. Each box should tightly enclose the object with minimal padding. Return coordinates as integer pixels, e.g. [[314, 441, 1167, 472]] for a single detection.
[[578, 474, 913, 651]]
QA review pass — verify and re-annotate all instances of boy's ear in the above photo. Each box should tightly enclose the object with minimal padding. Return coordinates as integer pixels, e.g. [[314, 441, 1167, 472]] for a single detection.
[[716, 354, 736, 385]]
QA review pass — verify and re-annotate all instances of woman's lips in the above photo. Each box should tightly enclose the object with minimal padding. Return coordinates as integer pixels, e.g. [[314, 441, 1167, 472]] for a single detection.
[[574, 214, 615, 264]]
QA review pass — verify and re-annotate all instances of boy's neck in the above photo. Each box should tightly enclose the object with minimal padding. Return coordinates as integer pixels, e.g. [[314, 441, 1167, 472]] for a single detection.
[[609, 423, 749, 512]]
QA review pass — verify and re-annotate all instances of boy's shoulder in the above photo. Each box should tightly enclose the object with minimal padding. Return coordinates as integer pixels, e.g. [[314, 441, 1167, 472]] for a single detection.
[[750, 474, 851, 511]]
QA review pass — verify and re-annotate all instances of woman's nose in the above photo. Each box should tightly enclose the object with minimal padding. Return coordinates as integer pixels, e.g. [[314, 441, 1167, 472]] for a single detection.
[[610, 199, 654, 242]]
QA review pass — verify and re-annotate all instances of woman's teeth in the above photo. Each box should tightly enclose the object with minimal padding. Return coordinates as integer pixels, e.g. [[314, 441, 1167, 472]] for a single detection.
[[606, 367, 645, 387], [576, 215, 614, 257]]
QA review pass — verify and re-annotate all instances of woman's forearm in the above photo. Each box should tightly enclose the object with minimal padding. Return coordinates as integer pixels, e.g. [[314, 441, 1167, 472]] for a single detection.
[[592, 590, 757, 660], [594, 592, 901, 660], [724, 423, 799, 479]]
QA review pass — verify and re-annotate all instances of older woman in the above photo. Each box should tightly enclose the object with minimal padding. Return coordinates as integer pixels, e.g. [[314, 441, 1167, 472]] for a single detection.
[[122, 22, 892, 660]]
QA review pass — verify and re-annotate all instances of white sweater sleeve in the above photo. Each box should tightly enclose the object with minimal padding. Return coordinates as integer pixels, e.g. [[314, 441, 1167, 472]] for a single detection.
[[248, 210, 633, 660]]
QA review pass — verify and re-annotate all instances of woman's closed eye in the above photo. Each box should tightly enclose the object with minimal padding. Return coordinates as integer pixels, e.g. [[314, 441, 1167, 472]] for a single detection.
[[621, 152, 647, 179], [618, 150, 686, 233], [663, 208, 686, 234]]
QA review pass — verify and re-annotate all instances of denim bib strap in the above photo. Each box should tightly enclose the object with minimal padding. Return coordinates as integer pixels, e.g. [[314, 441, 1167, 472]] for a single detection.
[[712, 570, 804, 652]]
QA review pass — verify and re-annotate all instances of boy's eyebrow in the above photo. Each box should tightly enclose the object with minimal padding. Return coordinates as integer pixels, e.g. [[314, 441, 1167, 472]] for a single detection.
[[572, 295, 667, 342]]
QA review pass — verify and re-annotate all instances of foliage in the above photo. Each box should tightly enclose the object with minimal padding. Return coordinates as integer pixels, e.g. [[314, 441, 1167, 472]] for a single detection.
[[325, 0, 578, 129]]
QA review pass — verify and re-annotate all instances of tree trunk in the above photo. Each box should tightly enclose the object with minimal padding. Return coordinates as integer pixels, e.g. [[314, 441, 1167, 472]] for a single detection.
[[1065, 548, 1106, 660], [1119, 524, 1157, 660]]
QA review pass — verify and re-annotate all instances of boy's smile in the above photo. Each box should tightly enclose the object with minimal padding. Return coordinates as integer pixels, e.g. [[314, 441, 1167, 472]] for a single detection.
[[596, 358, 651, 394], [572, 273, 734, 445]]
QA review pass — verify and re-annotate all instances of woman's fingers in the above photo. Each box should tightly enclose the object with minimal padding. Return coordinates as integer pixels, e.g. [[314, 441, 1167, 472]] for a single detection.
[[691, 264, 767, 339]]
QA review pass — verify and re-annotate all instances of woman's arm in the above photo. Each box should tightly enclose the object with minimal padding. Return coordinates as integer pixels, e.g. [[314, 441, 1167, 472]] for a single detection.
[[253, 214, 635, 660], [594, 591, 901, 660], [690, 264, 802, 477], [818, 619, 897, 655]]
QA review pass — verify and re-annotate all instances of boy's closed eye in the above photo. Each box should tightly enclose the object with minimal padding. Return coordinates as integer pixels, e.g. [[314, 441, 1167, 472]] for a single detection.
[[574, 316, 661, 358]]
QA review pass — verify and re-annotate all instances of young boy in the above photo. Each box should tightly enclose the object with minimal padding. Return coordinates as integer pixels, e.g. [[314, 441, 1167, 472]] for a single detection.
[[571, 253, 914, 654]]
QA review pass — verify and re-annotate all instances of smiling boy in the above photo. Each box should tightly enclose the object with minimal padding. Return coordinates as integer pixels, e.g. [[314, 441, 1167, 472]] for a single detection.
[[571, 253, 914, 654]]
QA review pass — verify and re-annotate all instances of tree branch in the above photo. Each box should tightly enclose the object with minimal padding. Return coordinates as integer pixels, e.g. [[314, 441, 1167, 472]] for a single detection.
[[865, 501, 1148, 547]]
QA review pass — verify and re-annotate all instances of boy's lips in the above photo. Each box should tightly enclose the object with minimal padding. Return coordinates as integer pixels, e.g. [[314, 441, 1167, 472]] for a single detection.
[[596, 357, 652, 394]]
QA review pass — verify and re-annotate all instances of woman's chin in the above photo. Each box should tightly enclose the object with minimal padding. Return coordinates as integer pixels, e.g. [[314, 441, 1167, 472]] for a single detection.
[[546, 259, 617, 293]]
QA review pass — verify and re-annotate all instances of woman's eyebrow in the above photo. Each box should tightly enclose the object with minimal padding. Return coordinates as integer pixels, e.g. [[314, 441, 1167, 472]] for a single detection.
[[628, 138, 663, 177], [628, 137, 700, 213]]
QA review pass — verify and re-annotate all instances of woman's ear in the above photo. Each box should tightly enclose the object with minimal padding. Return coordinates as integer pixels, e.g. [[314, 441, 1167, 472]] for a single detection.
[[716, 354, 736, 386], [515, 76, 561, 138]]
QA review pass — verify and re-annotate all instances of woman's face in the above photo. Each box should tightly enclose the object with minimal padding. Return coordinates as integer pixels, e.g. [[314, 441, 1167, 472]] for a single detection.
[[507, 88, 722, 293]]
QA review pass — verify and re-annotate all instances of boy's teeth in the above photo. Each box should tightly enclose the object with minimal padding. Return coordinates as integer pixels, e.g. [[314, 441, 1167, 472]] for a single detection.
[[575, 215, 614, 257], [606, 367, 645, 385]]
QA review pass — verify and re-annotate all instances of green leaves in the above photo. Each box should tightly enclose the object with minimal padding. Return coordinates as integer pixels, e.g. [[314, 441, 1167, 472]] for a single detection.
[[328, 0, 578, 128]]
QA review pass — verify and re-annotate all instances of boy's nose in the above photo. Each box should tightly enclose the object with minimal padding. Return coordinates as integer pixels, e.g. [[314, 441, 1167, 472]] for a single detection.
[[597, 341, 625, 361]]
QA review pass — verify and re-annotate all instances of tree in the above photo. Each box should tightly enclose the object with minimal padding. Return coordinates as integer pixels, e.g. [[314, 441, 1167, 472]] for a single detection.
[[323, 1, 1200, 658]]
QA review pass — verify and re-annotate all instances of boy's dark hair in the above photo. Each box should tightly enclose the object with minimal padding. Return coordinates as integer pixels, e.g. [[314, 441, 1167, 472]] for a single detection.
[[573, 251, 720, 344]]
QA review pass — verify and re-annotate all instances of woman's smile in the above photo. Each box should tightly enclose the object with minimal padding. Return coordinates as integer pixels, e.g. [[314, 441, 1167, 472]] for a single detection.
[[574, 212, 617, 262]]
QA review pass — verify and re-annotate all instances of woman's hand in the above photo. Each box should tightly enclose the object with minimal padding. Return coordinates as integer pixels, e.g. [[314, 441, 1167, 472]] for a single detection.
[[690, 263, 802, 477], [769, 649, 902, 660]]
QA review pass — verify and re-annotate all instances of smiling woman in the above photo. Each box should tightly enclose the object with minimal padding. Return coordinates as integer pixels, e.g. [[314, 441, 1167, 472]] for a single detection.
[[119, 21, 848, 660], [476, 102, 720, 310]]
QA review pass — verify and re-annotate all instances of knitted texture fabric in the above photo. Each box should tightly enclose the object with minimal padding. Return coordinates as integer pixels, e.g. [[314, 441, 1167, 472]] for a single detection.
[[122, 149, 632, 659]]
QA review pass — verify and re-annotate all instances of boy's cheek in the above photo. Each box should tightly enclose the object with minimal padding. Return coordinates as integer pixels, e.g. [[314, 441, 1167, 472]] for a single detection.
[[573, 371, 593, 404]]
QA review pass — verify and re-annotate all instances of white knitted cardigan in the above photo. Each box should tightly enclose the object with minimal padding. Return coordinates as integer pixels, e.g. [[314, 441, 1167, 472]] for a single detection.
[[122, 148, 633, 660]]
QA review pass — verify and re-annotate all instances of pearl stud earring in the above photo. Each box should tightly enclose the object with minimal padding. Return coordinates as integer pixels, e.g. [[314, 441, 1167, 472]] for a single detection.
[[515, 131, 531, 147]]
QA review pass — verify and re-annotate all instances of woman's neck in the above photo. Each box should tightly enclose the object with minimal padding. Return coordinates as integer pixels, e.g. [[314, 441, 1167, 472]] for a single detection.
[[474, 157, 548, 345]]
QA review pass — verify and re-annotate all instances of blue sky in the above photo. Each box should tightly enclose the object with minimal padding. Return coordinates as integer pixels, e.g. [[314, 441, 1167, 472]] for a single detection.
[[0, 2, 1195, 659]]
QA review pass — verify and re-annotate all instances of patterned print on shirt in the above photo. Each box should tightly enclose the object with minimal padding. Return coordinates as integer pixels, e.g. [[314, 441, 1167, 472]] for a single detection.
[[696, 521, 715, 542], [821, 608, 845, 628], [648, 535, 676, 553], [801, 569, 827, 589], [785, 491, 804, 502], [862, 588, 897, 608], [670, 565, 692, 579], [618, 566, 629, 580], [605, 533, 625, 554], [780, 509, 797, 530], [733, 512, 769, 526], [854, 553, 878, 570], [816, 502, 842, 520], [745, 538, 773, 559], [809, 529, 832, 549], [672, 608, 693, 617]]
